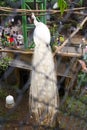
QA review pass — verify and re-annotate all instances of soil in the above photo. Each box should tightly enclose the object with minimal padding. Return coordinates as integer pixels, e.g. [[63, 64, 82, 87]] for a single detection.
[[0, 84, 86, 130]]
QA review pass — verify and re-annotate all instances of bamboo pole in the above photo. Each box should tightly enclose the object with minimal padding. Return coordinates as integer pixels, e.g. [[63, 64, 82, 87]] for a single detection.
[[0, 48, 33, 54], [0, 6, 87, 13]]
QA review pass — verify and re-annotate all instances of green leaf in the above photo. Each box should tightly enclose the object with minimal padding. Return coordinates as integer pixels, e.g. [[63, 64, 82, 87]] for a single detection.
[[58, 0, 67, 15], [78, 0, 83, 6]]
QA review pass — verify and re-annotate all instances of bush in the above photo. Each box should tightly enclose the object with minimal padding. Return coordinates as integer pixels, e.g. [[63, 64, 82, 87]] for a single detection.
[[0, 56, 12, 76]]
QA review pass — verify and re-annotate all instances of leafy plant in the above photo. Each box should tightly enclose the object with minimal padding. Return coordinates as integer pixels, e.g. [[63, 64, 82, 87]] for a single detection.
[[0, 88, 8, 100], [77, 72, 87, 87], [78, 0, 83, 6], [79, 95, 87, 103], [60, 96, 87, 117], [0, 56, 12, 76], [58, 0, 67, 15]]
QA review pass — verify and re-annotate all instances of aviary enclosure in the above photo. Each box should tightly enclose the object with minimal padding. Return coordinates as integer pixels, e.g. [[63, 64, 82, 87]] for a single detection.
[[0, 0, 87, 130]]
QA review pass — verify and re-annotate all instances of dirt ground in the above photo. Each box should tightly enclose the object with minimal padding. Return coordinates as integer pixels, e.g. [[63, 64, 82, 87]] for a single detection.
[[0, 86, 86, 130]]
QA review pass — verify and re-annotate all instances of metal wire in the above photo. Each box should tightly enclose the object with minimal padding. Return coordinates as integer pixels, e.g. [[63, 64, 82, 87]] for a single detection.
[[0, 0, 87, 130]]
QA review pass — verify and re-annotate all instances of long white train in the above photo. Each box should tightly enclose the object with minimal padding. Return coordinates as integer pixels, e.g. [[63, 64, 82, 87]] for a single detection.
[[29, 13, 59, 125]]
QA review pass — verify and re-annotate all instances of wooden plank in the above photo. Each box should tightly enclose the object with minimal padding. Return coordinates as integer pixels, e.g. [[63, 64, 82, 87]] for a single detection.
[[9, 59, 73, 77], [9, 60, 72, 77], [9, 59, 32, 70], [61, 46, 82, 53], [54, 46, 82, 57], [0, 48, 34, 55]]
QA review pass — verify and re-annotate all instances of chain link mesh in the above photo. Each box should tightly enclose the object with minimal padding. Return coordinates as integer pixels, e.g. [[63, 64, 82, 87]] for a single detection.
[[0, 0, 87, 130]]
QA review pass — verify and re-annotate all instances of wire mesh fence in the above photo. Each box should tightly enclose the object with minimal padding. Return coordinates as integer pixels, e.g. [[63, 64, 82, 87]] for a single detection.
[[0, 0, 87, 130]]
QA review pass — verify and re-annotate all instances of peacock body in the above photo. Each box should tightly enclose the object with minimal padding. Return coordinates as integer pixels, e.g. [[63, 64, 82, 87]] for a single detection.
[[29, 13, 59, 125]]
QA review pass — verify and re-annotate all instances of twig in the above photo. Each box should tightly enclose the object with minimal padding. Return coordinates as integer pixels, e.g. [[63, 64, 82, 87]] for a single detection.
[[74, 11, 87, 16], [53, 16, 87, 56], [0, 6, 87, 13]]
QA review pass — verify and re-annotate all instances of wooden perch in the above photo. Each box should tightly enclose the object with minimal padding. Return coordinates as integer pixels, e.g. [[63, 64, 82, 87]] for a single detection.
[[0, 6, 87, 14], [0, 48, 33, 55], [53, 16, 87, 57], [53, 46, 82, 57], [57, 50, 82, 57]]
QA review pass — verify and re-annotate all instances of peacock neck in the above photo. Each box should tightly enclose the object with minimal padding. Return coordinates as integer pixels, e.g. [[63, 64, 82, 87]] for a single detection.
[[34, 18, 39, 26]]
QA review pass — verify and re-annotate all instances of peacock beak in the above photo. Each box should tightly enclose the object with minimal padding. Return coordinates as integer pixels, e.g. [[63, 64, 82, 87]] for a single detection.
[[28, 15, 34, 24], [30, 14, 34, 23]]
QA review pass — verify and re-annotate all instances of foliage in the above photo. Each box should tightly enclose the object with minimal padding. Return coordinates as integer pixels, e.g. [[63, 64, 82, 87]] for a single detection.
[[60, 96, 87, 117], [57, 0, 84, 15], [0, 88, 8, 100], [77, 51, 87, 87], [67, 97, 87, 117], [78, 0, 83, 6], [0, 1, 7, 6], [28, 42, 35, 49], [0, 56, 12, 76], [0, 0, 18, 7], [77, 72, 87, 87], [58, 0, 67, 15], [79, 95, 87, 103]]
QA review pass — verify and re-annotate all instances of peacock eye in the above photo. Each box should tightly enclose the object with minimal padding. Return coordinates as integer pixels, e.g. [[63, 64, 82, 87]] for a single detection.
[[46, 44, 49, 48]]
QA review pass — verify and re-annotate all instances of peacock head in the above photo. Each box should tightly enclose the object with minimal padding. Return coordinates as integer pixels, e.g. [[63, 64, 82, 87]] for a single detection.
[[31, 13, 36, 20], [31, 13, 38, 26]]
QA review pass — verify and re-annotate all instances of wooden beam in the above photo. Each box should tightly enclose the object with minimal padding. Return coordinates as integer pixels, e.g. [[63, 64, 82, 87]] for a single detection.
[[0, 48, 33, 55], [53, 46, 82, 57], [57, 51, 82, 57], [9, 59, 32, 70]]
